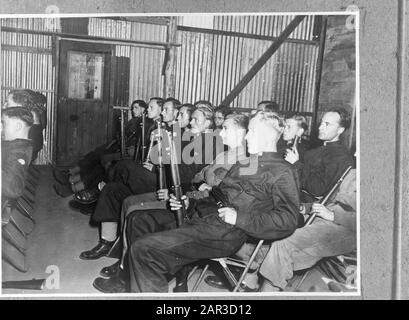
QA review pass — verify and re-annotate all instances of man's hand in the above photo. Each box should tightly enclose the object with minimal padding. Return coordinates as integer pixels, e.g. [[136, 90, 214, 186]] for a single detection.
[[157, 188, 169, 201], [198, 183, 212, 191], [143, 162, 154, 171], [284, 147, 299, 164], [311, 203, 334, 221], [218, 207, 237, 225], [169, 194, 189, 211]]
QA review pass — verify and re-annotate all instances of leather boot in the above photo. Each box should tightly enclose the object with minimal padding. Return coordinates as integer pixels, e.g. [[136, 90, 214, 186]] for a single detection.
[[100, 260, 121, 278], [173, 266, 191, 292], [93, 270, 128, 293], [79, 239, 114, 260]]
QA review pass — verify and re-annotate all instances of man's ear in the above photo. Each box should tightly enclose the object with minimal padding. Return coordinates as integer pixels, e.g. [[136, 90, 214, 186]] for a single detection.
[[297, 128, 305, 137], [337, 126, 345, 136]]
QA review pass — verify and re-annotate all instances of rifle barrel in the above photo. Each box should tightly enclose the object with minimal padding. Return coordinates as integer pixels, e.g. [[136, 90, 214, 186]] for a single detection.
[[305, 165, 353, 226]]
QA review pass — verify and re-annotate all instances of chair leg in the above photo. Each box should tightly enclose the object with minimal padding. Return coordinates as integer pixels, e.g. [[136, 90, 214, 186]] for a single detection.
[[233, 240, 264, 292], [218, 259, 238, 288], [192, 264, 209, 292], [293, 269, 312, 291], [187, 265, 199, 281]]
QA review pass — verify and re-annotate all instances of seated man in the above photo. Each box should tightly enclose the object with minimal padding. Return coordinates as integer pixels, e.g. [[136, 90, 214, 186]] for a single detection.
[[205, 113, 310, 291], [213, 105, 233, 129], [119, 111, 302, 293], [1, 107, 34, 200], [3, 89, 47, 162], [278, 113, 310, 163], [53, 99, 151, 197], [259, 167, 357, 291], [93, 113, 249, 291], [78, 102, 219, 260], [286, 107, 354, 202]]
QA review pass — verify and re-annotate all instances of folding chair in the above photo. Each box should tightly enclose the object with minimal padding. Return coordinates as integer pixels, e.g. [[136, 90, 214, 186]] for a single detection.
[[191, 240, 265, 292]]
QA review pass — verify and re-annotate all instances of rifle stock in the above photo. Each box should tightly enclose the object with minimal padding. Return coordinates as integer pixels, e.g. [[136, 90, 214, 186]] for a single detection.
[[305, 165, 353, 226], [141, 112, 147, 162], [156, 121, 167, 190], [165, 130, 186, 227]]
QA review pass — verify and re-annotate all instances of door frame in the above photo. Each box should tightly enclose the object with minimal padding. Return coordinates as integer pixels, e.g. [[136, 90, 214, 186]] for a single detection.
[[55, 39, 114, 166]]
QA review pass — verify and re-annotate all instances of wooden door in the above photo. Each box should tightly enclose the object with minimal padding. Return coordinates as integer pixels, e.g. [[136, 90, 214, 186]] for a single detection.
[[56, 40, 112, 166]]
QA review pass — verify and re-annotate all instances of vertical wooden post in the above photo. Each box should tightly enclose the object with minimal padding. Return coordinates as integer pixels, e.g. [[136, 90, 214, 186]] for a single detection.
[[164, 17, 178, 98], [52, 35, 60, 165], [310, 15, 328, 146]]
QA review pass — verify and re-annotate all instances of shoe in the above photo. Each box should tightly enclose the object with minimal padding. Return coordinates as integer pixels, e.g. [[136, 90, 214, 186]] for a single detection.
[[204, 275, 228, 290], [73, 188, 100, 205], [204, 266, 257, 290], [173, 282, 188, 292], [93, 275, 128, 293], [173, 266, 191, 292], [79, 239, 114, 260], [53, 183, 72, 198], [53, 168, 69, 185], [239, 283, 260, 292], [68, 200, 95, 216], [100, 260, 121, 278], [79, 205, 95, 216]]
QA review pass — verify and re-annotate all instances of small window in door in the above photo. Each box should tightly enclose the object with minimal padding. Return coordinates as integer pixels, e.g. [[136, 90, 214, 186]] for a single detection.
[[67, 51, 104, 99]]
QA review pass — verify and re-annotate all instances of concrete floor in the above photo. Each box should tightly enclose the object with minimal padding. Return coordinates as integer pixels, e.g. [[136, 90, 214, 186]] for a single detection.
[[2, 165, 333, 296]]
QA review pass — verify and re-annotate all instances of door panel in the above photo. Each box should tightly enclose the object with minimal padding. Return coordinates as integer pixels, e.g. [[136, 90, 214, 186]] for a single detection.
[[56, 40, 112, 166]]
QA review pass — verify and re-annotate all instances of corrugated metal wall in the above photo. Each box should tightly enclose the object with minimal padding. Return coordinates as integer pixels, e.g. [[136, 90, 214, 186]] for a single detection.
[[175, 15, 318, 113], [128, 22, 167, 103], [88, 17, 167, 104], [1, 15, 319, 164], [1, 18, 59, 164]]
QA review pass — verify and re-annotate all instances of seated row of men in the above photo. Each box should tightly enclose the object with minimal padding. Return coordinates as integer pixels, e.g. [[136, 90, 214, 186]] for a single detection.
[[50, 96, 355, 293], [1, 90, 47, 203]]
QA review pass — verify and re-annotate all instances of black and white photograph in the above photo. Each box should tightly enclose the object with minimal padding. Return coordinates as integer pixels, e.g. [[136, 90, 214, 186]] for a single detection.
[[0, 0, 407, 303], [0, 11, 359, 297]]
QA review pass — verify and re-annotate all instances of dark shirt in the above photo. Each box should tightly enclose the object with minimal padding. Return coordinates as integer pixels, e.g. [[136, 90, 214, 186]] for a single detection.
[[192, 152, 302, 240], [300, 140, 353, 197], [1, 139, 33, 199], [163, 126, 224, 192], [28, 124, 44, 162]]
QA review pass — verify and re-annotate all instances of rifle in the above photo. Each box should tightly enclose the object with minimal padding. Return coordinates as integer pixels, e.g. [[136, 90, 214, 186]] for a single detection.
[[140, 111, 147, 162], [211, 186, 230, 208], [305, 165, 353, 226], [156, 121, 167, 190], [142, 120, 158, 172], [2, 278, 45, 290], [165, 129, 186, 227]]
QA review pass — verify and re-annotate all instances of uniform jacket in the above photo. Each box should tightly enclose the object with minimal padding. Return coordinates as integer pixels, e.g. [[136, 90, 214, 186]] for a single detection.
[[192, 152, 303, 241], [1, 139, 33, 199], [299, 140, 353, 197]]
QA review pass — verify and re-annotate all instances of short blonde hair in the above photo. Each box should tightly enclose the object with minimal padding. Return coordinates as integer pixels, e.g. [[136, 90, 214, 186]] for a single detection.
[[251, 110, 285, 134]]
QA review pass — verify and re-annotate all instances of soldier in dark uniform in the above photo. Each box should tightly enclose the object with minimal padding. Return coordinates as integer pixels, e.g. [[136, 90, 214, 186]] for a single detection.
[[3, 89, 47, 163], [78, 102, 222, 261], [1, 107, 34, 200], [94, 111, 302, 293], [53, 99, 151, 196], [285, 108, 354, 202]]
